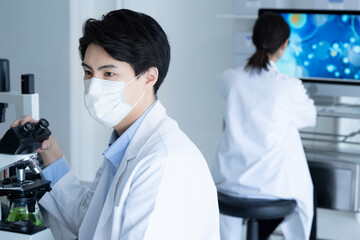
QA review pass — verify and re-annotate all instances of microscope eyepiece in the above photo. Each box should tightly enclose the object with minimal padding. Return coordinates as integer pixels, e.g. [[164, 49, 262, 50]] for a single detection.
[[20, 122, 35, 137], [36, 118, 49, 132]]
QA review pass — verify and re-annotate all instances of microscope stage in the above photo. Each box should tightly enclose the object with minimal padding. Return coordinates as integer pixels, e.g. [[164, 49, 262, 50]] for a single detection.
[[0, 178, 51, 196]]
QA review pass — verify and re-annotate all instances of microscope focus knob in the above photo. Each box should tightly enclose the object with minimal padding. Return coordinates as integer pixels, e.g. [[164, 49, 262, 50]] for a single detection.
[[20, 122, 35, 137], [36, 118, 49, 132]]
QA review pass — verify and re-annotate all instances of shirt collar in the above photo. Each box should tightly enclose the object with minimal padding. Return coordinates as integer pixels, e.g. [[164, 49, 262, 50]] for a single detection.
[[103, 100, 157, 167]]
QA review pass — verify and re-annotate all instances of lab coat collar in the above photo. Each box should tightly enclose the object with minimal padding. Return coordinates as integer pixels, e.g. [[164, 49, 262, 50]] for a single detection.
[[268, 60, 278, 71], [94, 100, 167, 235], [103, 100, 156, 169], [122, 100, 166, 161]]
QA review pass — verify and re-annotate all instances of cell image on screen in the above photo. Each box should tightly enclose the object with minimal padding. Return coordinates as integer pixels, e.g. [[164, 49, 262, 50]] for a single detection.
[[276, 12, 360, 81]]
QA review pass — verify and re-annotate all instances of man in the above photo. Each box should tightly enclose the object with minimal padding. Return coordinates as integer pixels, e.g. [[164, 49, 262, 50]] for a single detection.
[[13, 9, 220, 240]]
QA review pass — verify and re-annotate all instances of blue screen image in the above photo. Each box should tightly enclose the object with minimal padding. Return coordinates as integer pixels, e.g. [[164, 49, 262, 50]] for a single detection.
[[277, 12, 360, 81]]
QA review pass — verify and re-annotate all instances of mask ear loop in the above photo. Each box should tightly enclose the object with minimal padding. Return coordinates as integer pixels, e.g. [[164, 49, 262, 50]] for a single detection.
[[127, 71, 147, 107], [125, 72, 143, 86], [131, 89, 146, 107]]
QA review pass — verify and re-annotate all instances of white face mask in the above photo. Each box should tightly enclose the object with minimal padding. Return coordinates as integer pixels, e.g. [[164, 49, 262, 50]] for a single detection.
[[84, 74, 145, 128]]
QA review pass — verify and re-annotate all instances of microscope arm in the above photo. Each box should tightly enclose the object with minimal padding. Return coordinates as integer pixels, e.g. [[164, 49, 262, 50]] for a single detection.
[[0, 152, 37, 172], [0, 92, 39, 120]]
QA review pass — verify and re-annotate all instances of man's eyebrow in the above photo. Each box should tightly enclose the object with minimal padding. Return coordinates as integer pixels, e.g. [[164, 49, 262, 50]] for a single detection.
[[97, 64, 118, 70], [81, 62, 93, 70], [81, 63, 118, 71]]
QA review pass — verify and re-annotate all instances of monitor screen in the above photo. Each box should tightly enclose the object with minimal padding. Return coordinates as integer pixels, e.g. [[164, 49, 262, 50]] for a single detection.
[[259, 9, 360, 84]]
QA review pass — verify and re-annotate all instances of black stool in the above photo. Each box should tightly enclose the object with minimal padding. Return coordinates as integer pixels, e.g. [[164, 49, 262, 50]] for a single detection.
[[218, 192, 296, 240]]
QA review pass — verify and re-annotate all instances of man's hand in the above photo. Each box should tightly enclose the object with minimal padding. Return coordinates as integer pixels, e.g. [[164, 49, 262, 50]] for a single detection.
[[11, 115, 63, 168]]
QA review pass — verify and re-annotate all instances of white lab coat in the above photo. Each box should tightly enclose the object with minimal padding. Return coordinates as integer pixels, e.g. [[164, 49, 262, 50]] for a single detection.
[[212, 61, 316, 240], [39, 101, 220, 240]]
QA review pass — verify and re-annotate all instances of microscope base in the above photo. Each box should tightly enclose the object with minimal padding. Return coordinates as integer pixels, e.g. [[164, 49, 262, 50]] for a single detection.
[[0, 228, 54, 239]]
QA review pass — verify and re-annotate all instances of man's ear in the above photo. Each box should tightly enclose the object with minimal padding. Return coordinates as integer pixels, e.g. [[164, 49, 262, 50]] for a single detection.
[[144, 67, 158, 90]]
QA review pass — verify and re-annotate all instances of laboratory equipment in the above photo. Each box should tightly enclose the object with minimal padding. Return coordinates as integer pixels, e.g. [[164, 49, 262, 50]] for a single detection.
[[0, 59, 54, 239], [0, 121, 53, 239], [0, 59, 10, 122], [0, 59, 39, 122], [0, 118, 50, 155], [259, 9, 360, 85], [0, 119, 53, 239], [0, 154, 52, 239]]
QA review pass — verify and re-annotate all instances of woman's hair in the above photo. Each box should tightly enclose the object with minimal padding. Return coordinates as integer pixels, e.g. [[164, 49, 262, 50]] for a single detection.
[[245, 13, 290, 73]]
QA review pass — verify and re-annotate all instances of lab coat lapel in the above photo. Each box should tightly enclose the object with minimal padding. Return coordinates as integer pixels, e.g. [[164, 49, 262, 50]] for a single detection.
[[94, 155, 133, 236], [78, 159, 111, 239], [94, 101, 167, 236]]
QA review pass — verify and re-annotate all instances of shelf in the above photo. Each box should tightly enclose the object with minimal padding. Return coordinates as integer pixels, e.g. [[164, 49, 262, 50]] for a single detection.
[[316, 104, 360, 119], [301, 130, 360, 146], [215, 13, 257, 19]]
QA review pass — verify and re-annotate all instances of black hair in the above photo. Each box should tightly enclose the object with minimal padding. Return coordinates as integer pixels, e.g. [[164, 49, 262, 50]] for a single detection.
[[245, 13, 290, 73], [79, 9, 170, 94]]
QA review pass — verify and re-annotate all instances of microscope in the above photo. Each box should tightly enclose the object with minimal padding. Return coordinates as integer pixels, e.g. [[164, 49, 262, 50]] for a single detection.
[[0, 59, 54, 239]]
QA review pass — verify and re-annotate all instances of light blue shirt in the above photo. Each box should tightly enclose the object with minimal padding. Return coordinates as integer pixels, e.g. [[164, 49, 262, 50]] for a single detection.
[[42, 100, 156, 188], [41, 156, 69, 187]]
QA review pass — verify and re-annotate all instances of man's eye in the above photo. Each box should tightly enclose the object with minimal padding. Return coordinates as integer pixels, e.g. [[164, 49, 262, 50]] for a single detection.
[[105, 72, 114, 77], [84, 70, 92, 75]]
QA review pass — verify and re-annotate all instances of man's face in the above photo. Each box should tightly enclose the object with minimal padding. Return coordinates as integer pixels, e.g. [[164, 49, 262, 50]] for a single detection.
[[82, 43, 145, 106]]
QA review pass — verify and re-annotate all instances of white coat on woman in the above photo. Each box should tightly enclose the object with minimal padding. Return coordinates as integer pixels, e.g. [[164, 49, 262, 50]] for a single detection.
[[212, 61, 316, 240], [40, 101, 220, 240]]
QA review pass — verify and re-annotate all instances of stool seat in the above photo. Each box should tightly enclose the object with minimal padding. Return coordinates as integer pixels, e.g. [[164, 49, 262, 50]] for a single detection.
[[218, 192, 296, 220]]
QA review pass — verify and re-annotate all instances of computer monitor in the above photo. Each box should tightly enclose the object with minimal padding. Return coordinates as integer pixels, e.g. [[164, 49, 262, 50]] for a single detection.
[[259, 9, 360, 85]]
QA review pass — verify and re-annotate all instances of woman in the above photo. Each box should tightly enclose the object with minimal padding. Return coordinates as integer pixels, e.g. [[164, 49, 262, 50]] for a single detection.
[[212, 13, 316, 240]]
